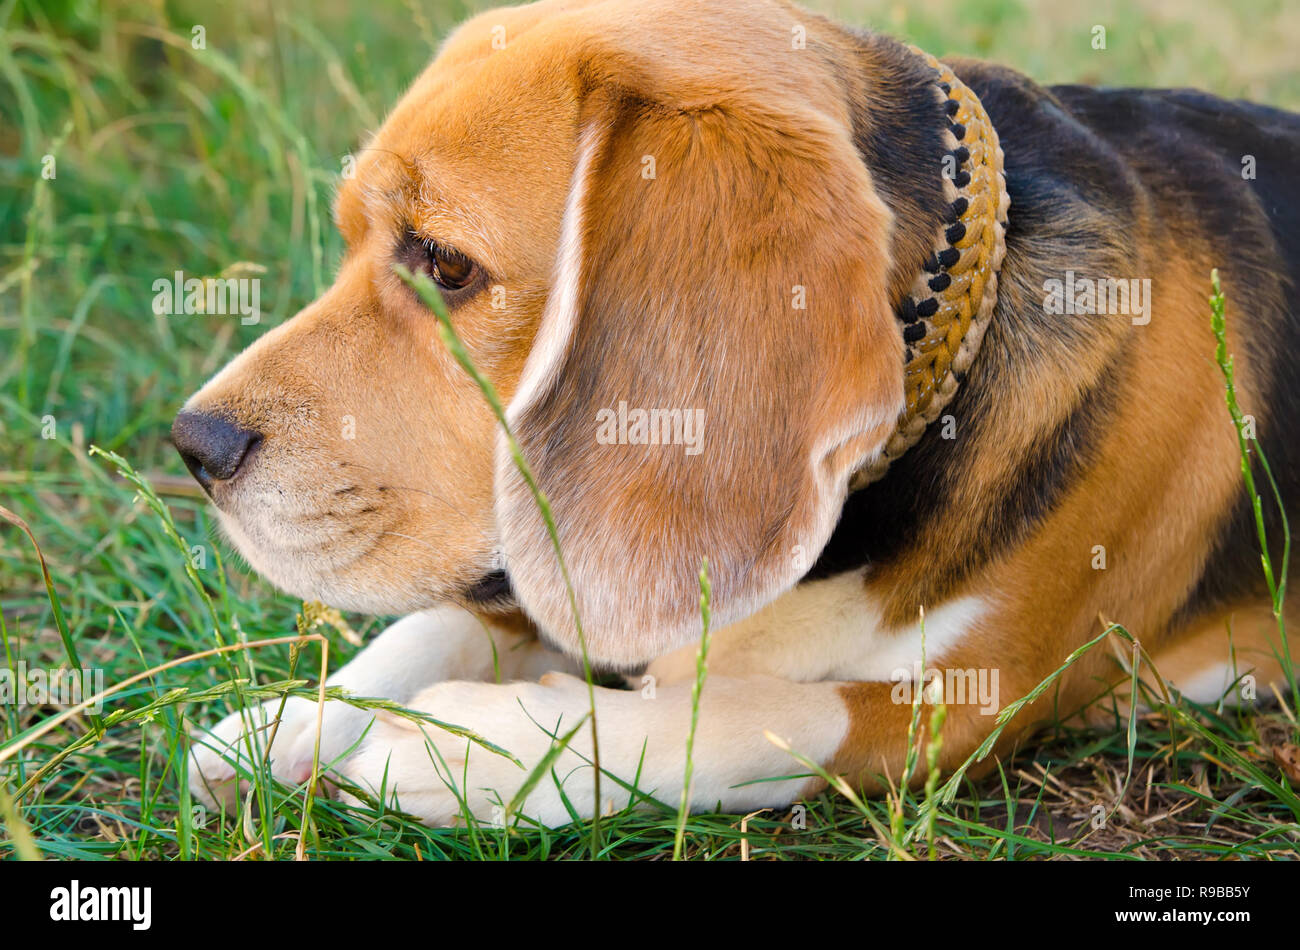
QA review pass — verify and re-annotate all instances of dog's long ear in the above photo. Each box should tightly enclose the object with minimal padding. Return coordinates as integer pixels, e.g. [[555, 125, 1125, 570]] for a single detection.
[[497, 84, 904, 668]]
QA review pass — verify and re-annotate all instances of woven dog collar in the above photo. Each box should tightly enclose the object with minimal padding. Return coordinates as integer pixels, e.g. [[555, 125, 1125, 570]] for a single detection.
[[851, 50, 1010, 490]]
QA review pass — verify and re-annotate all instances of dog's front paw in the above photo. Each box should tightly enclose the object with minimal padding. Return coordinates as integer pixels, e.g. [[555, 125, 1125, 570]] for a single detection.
[[338, 674, 598, 827], [188, 694, 374, 812]]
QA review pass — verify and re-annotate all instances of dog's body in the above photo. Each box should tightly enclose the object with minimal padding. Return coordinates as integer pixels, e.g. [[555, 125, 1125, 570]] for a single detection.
[[179, 0, 1298, 825]]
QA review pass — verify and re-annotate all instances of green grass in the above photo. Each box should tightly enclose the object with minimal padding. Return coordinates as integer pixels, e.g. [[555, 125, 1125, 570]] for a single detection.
[[2, 0, 1299, 860]]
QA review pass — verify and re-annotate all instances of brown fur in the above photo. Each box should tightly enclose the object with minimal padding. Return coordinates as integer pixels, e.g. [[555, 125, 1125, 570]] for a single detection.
[[178, 0, 1297, 808]]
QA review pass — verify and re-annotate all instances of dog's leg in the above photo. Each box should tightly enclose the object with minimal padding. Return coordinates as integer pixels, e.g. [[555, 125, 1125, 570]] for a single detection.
[[337, 672, 852, 826], [826, 602, 1296, 792], [642, 572, 1081, 795], [1156, 604, 1294, 706], [645, 574, 1291, 795], [188, 606, 577, 810], [1082, 602, 1295, 726], [336, 573, 995, 825], [340, 568, 1245, 825]]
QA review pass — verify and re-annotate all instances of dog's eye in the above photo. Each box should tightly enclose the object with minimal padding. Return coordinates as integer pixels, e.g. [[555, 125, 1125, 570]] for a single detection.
[[423, 239, 478, 291]]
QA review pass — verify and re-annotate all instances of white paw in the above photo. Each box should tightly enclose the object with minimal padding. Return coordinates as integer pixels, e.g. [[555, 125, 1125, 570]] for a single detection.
[[338, 673, 600, 827], [188, 694, 375, 812]]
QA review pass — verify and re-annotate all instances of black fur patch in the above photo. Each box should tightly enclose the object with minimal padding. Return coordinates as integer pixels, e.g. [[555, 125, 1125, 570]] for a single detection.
[[809, 56, 1300, 624]]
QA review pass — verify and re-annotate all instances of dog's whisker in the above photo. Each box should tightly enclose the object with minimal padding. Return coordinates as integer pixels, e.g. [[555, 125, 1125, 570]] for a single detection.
[[343, 467, 483, 525]]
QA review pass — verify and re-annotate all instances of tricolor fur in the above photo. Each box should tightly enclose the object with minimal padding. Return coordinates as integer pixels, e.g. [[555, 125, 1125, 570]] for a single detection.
[[178, 0, 1299, 823]]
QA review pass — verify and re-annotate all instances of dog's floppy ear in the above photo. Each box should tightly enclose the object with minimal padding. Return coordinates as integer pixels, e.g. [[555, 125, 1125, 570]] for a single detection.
[[497, 83, 904, 668]]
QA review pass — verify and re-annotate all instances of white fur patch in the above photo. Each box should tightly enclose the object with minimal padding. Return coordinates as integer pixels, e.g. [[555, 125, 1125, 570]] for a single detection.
[[1174, 661, 1247, 707], [187, 607, 575, 812], [504, 122, 602, 426], [834, 591, 988, 682], [647, 571, 988, 685], [340, 673, 851, 826]]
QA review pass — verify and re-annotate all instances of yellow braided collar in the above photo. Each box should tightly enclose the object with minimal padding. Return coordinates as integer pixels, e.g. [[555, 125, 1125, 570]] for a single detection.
[[852, 51, 1009, 490]]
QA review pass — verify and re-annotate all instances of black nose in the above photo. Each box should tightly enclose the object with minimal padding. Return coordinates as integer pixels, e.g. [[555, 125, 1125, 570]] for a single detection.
[[171, 409, 261, 493]]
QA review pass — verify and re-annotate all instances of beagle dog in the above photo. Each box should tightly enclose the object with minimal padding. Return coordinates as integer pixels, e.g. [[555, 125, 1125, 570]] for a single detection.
[[177, 0, 1299, 826]]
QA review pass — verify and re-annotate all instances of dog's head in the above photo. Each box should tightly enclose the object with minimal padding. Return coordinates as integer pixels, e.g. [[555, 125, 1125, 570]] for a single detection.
[[173, 0, 912, 667]]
